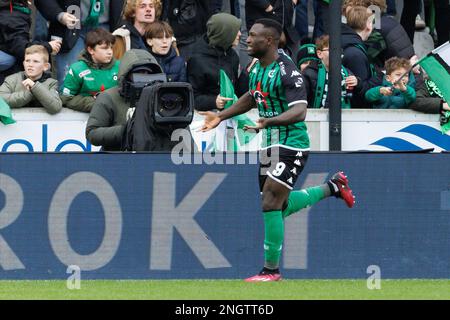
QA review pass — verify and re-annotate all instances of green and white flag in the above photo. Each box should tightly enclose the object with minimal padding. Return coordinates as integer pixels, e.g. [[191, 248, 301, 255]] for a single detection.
[[418, 41, 450, 103], [213, 70, 257, 151]]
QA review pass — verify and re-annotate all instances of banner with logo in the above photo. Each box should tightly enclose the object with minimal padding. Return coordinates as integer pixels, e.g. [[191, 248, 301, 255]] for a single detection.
[[1, 109, 449, 152]]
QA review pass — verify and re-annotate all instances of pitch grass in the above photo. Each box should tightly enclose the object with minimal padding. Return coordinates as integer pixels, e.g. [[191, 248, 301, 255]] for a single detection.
[[1, 280, 450, 300]]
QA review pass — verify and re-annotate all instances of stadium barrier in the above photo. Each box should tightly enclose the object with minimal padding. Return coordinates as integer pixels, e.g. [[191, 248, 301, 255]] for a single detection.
[[0, 108, 447, 152], [0, 152, 449, 279]]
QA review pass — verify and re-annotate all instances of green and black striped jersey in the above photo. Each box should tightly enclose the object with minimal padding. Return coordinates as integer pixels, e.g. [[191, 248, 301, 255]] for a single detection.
[[248, 50, 310, 150]]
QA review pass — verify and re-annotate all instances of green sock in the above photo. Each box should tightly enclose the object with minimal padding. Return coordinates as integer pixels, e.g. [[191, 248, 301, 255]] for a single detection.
[[282, 186, 327, 218], [263, 210, 284, 270]]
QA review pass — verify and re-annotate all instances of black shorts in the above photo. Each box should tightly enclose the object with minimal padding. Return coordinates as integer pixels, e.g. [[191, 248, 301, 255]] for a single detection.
[[259, 146, 309, 191]]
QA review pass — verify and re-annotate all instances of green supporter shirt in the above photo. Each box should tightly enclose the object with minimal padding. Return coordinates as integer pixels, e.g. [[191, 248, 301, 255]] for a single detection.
[[62, 60, 120, 97], [248, 50, 310, 150]]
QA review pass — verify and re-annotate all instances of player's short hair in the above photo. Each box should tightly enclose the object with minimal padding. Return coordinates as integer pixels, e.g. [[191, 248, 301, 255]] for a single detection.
[[345, 6, 374, 32], [315, 35, 330, 51], [254, 18, 283, 40], [24, 45, 49, 63], [385, 57, 411, 75], [123, 0, 162, 22], [144, 20, 174, 39], [85, 28, 116, 50]]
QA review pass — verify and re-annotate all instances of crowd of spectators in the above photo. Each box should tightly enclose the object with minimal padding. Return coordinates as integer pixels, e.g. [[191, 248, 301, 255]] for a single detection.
[[0, 0, 449, 131]]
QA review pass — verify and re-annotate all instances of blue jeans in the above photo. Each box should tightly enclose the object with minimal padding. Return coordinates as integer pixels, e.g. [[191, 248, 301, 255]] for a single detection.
[[232, 0, 240, 18], [55, 23, 110, 91], [0, 50, 16, 72], [386, 0, 397, 16]]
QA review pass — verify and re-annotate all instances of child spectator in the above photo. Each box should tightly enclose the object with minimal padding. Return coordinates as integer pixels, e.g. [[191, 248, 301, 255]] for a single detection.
[[61, 28, 120, 113], [0, 45, 62, 114], [342, 5, 382, 108], [303, 35, 358, 109], [365, 57, 416, 109], [145, 21, 186, 82], [346, 0, 415, 69]]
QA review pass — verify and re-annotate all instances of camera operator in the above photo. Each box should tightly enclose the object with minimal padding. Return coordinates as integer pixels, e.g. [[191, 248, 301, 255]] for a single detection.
[[86, 49, 161, 151]]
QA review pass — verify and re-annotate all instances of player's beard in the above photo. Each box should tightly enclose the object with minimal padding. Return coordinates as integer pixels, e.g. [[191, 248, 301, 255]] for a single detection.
[[248, 47, 265, 59]]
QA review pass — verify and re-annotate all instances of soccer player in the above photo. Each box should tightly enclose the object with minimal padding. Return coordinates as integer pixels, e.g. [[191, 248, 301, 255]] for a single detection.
[[199, 19, 355, 282]]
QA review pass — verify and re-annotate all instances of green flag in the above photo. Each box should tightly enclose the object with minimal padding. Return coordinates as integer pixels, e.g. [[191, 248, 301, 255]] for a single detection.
[[0, 96, 16, 125], [219, 69, 257, 151], [84, 0, 105, 27]]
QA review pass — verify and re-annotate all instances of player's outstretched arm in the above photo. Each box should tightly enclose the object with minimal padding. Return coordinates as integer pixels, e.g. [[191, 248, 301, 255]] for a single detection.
[[264, 102, 307, 127], [199, 92, 256, 132]]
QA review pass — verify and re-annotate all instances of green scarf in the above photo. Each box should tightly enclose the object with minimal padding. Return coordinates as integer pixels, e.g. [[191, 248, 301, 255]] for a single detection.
[[83, 0, 105, 27], [13, 4, 31, 15]]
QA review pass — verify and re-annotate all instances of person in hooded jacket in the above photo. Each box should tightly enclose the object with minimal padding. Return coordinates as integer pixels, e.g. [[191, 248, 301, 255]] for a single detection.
[[162, 0, 212, 61], [0, 44, 62, 114], [341, 5, 382, 108], [144, 20, 186, 82], [187, 12, 241, 112], [86, 49, 161, 151], [0, 0, 61, 83]]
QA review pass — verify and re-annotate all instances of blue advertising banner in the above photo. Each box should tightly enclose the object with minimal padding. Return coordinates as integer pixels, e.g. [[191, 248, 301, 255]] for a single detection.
[[0, 152, 449, 279]]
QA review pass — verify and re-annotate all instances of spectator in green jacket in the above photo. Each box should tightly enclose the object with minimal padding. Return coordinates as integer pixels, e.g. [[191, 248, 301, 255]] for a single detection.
[[365, 57, 416, 109], [0, 44, 62, 114], [409, 71, 449, 115], [62, 28, 120, 113]]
